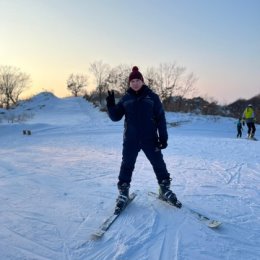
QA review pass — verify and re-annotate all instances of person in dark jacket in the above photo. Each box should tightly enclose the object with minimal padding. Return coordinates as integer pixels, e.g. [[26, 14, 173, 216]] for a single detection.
[[236, 117, 243, 138], [106, 66, 182, 213]]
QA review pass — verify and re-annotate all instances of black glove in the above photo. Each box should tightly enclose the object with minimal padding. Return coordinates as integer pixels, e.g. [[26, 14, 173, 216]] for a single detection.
[[106, 90, 115, 107], [242, 121, 245, 126], [157, 139, 168, 149]]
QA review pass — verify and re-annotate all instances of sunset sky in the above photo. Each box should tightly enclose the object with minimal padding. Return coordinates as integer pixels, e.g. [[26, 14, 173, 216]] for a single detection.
[[1, 0, 260, 104]]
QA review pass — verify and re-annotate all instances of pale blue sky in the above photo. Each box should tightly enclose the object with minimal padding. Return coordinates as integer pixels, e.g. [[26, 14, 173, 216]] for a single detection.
[[1, 0, 259, 103]]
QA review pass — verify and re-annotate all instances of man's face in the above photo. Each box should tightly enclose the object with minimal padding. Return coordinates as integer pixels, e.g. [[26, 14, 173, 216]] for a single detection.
[[129, 79, 143, 91]]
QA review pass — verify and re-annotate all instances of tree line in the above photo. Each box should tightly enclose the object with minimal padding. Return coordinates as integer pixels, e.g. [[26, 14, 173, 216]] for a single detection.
[[0, 61, 197, 109]]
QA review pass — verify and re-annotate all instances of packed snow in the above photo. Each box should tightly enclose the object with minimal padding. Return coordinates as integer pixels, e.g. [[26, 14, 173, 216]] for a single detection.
[[0, 92, 259, 260]]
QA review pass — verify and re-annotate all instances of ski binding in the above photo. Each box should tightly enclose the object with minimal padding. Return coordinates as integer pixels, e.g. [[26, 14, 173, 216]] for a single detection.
[[91, 192, 137, 240]]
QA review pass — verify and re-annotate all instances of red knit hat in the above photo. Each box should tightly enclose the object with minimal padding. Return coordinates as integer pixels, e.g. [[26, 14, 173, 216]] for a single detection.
[[129, 66, 144, 83]]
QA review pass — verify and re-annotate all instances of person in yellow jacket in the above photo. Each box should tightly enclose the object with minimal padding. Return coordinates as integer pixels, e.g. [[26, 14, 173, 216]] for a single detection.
[[242, 104, 256, 139]]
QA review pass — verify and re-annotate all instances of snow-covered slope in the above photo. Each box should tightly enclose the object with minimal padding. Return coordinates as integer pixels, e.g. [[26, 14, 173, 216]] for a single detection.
[[0, 93, 259, 260]]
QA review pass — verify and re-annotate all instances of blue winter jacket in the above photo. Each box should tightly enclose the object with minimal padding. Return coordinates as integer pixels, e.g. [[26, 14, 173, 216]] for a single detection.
[[107, 85, 168, 144]]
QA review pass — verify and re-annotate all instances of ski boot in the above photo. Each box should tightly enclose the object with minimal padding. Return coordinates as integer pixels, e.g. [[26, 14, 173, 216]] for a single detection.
[[114, 182, 130, 214], [250, 133, 257, 140], [159, 179, 182, 208], [248, 133, 254, 140]]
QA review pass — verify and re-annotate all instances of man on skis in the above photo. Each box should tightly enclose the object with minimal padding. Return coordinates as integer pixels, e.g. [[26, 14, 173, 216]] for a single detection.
[[242, 104, 257, 140], [106, 66, 182, 214]]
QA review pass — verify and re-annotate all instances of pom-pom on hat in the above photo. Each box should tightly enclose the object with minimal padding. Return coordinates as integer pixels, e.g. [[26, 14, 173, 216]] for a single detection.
[[129, 66, 144, 83]]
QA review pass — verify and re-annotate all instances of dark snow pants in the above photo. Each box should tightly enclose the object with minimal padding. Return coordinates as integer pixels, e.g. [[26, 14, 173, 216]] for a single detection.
[[118, 140, 170, 185], [237, 128, 242, 138], [246, 122, 256, 136]]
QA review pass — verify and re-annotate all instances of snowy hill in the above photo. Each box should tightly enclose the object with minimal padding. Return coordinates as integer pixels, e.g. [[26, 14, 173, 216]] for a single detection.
[[0, 93, 259, 260]]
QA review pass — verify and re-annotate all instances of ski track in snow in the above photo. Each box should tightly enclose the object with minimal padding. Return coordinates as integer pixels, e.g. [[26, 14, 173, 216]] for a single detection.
[[0, 93, 260, 260]]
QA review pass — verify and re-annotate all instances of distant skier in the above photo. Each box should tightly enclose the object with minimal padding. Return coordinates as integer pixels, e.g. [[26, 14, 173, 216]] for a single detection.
[[242, 104, 256, 139], [236, 117, 243, 138], [106, 66, 182, 213]]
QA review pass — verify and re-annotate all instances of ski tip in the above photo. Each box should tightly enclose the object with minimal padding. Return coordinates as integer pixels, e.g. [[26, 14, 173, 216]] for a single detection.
[[90, 232, 104, 241], [208, 221, 222, 228], [130, 192, 138, 198]]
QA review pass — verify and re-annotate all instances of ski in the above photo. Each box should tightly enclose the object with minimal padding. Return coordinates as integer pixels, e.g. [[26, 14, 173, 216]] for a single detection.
[[148, 191, 222, 228], [247, 137, 258, 141], [91, 192, 137, 240]]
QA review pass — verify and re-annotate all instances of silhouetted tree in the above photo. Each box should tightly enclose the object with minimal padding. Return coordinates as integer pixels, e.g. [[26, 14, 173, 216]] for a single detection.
[[144, 63, 197, 105], [89, 60, 110, 105], [67, 73, 88, 97], [0, 66, 30, 109], [106, 64, 131, 94]]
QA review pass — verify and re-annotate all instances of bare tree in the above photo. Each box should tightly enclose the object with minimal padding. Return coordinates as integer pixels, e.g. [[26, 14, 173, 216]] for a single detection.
[[177, 72, 198, 99], [173, 72, 198, 110], [144, 63, 197, 104], [158, 63, 185, 101], [0, 66, 30, 109], [89, 60, 110, 105], [106, 64, 131, 94], [144, 67, 159, 93], [67, 73, 88, 97]]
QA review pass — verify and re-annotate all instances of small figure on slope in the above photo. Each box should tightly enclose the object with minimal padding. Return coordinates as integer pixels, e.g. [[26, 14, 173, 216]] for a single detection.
[[242, 104, 257, 140], [236, 117, 243, 138], [106, 66, 182, 214]]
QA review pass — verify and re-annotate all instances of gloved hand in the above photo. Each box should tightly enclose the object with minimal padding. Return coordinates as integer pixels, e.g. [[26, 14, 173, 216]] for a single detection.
[[242, 121, 245, 126], [106, 90, 115, 107], [157, 138, 168, 149]]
